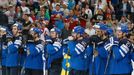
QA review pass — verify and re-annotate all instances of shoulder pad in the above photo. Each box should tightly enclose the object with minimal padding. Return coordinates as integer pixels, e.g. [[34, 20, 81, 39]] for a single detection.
[[119, 39, 128, 45]]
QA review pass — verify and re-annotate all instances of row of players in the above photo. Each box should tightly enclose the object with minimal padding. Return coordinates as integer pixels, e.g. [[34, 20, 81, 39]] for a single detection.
[[0, 23, 134, 75]]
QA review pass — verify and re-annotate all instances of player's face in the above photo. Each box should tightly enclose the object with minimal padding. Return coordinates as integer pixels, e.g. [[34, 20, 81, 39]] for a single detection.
[[71, 32, 77, 40], [116, 30, 123, 39], [30, 31, 35, 37], [50, 31, 57, 38], [56, 6, 60, 11], [95, 29, 102, 37], [69, 10, 74, 16], [130, 35, 134, 43], [12, 26, 18, 36]]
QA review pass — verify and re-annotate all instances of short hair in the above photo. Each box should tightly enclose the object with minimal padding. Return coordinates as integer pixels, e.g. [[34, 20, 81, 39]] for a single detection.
[[56, 4, 60, 7]]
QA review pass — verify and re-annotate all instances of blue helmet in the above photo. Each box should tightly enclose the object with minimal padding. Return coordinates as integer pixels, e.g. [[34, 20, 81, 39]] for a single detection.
[[50, 27, 61, 36], [0, 26, 6, 32], [93, 23, 108, 31], [12, 23, 22, 30], [30, 27, 42, 35], [72, 26, 85, 35], [117, 26, 128, 33], [106, 27, 114, 36]]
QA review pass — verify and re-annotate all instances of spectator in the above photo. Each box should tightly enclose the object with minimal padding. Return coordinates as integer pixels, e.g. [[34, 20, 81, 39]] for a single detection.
[[74, 4, 81, 17], [50, 0, 60, 11], [15, 6, 23, 21], [61, 3, 69, 18], [44, 0, 51, 7], [37, 6, 50, 20], [61, 19, 71, 39], [105, 6, 114, 27], [21, 0, 30, 14], [40, 21, 50, 43], [51, 4, 64, 30], [118, 0, 131, 20], [68, 0, 75, 10], [30, 10, 36, 21], [0, 6, 8, 27], [4, 5, 15, 26], [111, 0, 119, 18], [93, 9, 105, 23], [33, 0, 40, 13], [66, 10, 78, 30], [118, 16, 130, 26], [89, 0, 97, 14], [94, 0, 107, 14], [22, 13, 31, 40], [82, 0, 89, 8], [128, 22, 134, 33], [130, 1, 134, 22], [0, 0, 134, 75], [85, 4, 92, 28], [79, 7, 88, 28]]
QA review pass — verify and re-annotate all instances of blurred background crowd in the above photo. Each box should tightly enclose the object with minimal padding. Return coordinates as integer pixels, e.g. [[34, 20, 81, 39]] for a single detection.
[[0, 0, 133, 39], [0, 0, 134, 75]]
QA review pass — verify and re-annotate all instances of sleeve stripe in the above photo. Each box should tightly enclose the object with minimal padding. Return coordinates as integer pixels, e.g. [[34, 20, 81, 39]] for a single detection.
[[54, 42, 61, 46], [119, 49, 125, 57], [120, 44, 129, 54], [8, 41, 13, 46], [36, 44, 43, 49], [75, 48, 80, 54], [2, 45, 7, 49], [36, 44, 44, 52], [78, 43, 85, 51], [54, 47, 59, 51], [114, 41, 119, 44], [35, 47, 41, 53], [14, 45, 19, 49], [14, 40, 22, 46], [53, 43, 61, 49], [42, 53, 46, 61], [63, 52, 65, 56], [46, 39, 53, 42], [104, 43, 112, 51], [110, 37, 113, 44], [76, 44, 85, 52], [53, 42, 61, 49]]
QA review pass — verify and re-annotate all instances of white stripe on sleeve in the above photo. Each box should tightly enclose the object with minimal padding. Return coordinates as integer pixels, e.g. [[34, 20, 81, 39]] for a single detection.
[[119, 49, 125, 57], [120, 44, 129, 54]]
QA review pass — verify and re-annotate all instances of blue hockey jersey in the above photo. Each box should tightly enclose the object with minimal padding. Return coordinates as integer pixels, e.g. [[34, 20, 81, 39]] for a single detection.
[[24, 40, 44, 70], [1, 44, 8, 66], [6, 36, 22, 67], [68, 40, 90, 71], [87, 41, 109, 75], [46, 38, 63, 69], [105, 37, 133, 74]]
